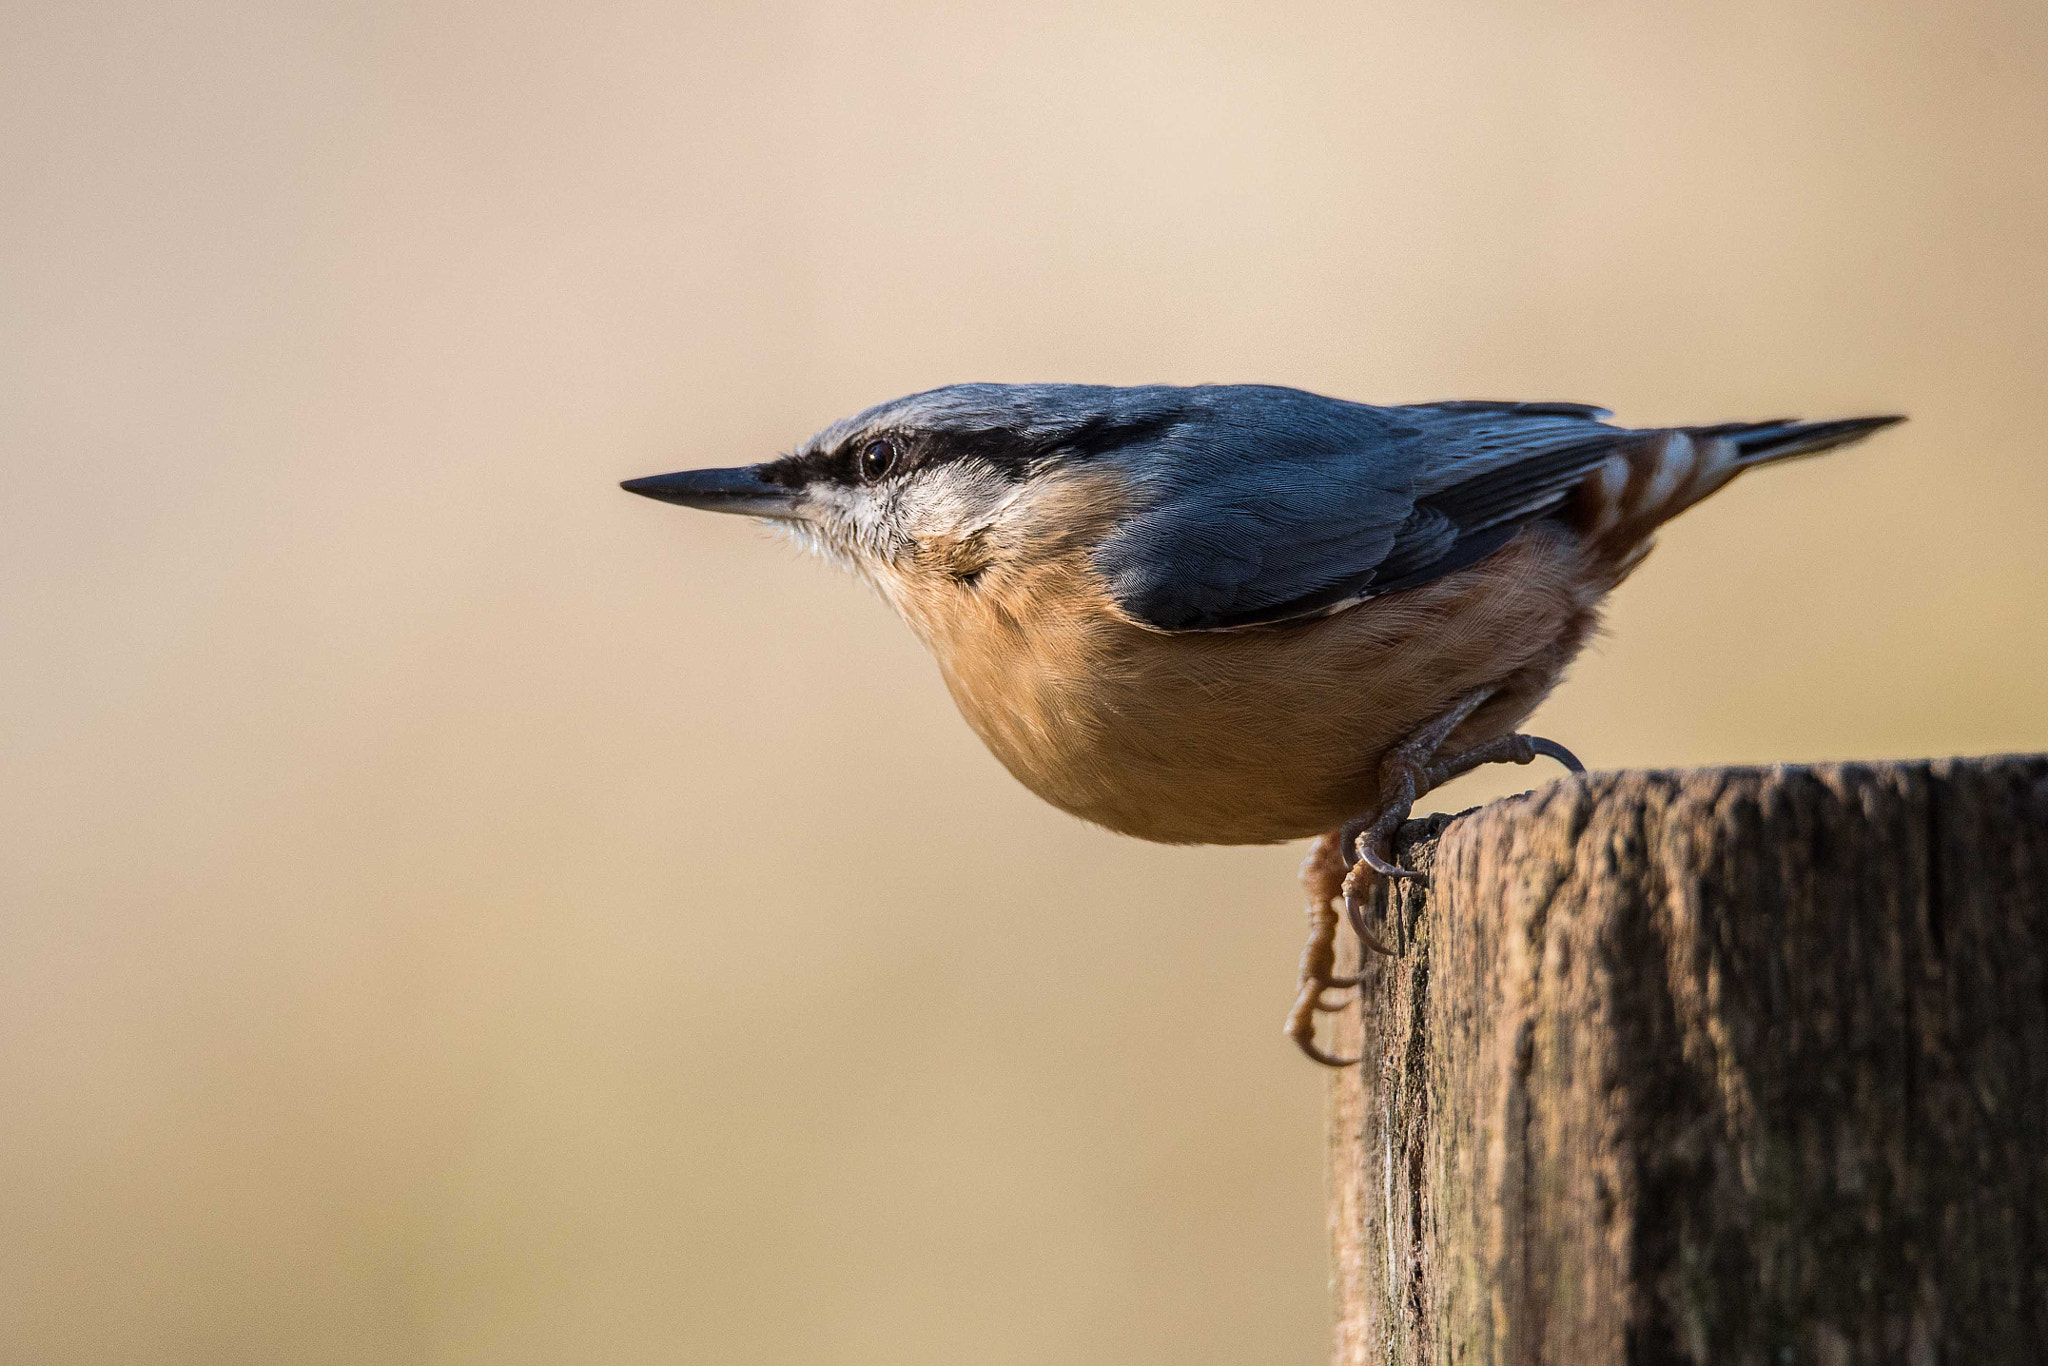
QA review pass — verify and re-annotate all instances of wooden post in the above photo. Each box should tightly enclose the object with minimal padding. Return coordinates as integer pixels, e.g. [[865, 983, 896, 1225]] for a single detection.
[[1320, 755, 2048, 1365]]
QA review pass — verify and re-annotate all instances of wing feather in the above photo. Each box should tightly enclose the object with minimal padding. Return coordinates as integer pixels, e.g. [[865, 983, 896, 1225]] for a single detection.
[[1094, 395, 1625, 631]]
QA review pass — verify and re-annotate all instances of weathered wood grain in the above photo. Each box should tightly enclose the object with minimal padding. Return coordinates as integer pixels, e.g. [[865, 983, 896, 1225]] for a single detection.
[[1322, 755, 2048, 1365]]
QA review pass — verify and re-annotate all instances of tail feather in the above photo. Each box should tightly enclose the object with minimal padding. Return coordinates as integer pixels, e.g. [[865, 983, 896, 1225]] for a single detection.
[[1715, 414, 1907, 467], [1577, 412, 1906, 589]]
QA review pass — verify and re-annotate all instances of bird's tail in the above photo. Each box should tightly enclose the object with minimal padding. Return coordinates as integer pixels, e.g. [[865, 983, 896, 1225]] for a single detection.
[[1576, 413, 1905, 586], [1699, 413, 1908, 469]]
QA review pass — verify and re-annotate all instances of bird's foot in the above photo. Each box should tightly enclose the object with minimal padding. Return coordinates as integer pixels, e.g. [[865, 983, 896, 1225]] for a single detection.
[[1290, 689, 1586, 1066], [1337, 685, 1500, 884], [1334, 689, 1587, 956], [1342, 725, 1586, 883], [1287, 834, 1361, 1067]]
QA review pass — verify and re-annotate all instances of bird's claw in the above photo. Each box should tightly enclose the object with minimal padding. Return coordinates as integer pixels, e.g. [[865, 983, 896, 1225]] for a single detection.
[[1359, 842, 1425, 881], [1344, 894, 1396, 957], [1339, 861, 1397, 957], [1288, 833, 1364, 1067], [1523, 735, 1586, 774], [1293, 1034, 1359, 1068], [1292, 692, 1588, 1066]]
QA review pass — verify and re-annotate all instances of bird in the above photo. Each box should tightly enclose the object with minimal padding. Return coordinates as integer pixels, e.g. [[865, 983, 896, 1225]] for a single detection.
[[622, 383, 1902, 1064]]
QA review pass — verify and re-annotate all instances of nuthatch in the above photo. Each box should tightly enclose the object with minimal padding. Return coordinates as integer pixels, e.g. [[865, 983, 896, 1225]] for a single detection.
[[623, 384, 1901, 1064]]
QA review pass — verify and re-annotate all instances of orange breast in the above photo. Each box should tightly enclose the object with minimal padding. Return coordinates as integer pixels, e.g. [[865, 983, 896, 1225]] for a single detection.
[[889, 520, 1606, 845]]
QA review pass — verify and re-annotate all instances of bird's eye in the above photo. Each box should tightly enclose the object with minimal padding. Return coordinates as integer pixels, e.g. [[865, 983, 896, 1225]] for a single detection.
[[858, 437, 898, 484]]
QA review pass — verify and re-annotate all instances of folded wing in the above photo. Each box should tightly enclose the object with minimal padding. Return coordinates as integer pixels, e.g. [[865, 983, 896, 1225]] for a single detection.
[[1094, 397, 1626, 631]]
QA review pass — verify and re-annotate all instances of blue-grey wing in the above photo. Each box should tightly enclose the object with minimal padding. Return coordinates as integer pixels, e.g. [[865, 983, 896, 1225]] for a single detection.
[[1093, 397, 1624, 632]]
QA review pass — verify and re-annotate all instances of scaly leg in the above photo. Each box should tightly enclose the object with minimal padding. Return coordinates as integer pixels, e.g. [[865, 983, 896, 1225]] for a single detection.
[[1338, 688, 1585, 926], [1292, 699, 1585, 1068], [1287, 834, 1360, 1067], [1336, 685, 1501, 922]]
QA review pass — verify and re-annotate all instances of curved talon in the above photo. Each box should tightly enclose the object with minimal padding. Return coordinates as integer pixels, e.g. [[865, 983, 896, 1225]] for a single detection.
[[1525, 736, 1586, 774], [1360, 843, 1424, 881], [1291, 1031, 1359, 1068], [1339, 878, 1395, 956], [1286, 976, 1361, 1067], [1347, 909, 1394, 957]]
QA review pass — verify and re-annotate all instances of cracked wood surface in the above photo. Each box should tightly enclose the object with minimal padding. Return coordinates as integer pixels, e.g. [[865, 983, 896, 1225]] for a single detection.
[[1321, 755, 2048, 1365]]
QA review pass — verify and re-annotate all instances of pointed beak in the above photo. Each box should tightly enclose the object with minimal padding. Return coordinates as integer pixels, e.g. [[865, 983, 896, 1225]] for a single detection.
[[619, 465, 804, 520]]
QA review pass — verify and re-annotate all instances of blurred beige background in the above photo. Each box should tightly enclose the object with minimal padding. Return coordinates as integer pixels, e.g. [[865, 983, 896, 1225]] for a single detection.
[[3, 1, 2044, 1362]]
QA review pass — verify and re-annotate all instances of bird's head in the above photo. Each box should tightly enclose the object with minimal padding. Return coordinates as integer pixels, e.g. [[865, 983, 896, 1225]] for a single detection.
[[622, 383, 1187, 598]]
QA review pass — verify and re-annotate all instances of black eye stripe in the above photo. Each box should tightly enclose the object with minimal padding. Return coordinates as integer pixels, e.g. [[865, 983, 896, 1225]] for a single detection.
[[772, 406, 1183, 493], [776, 424, 1078, 491]]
